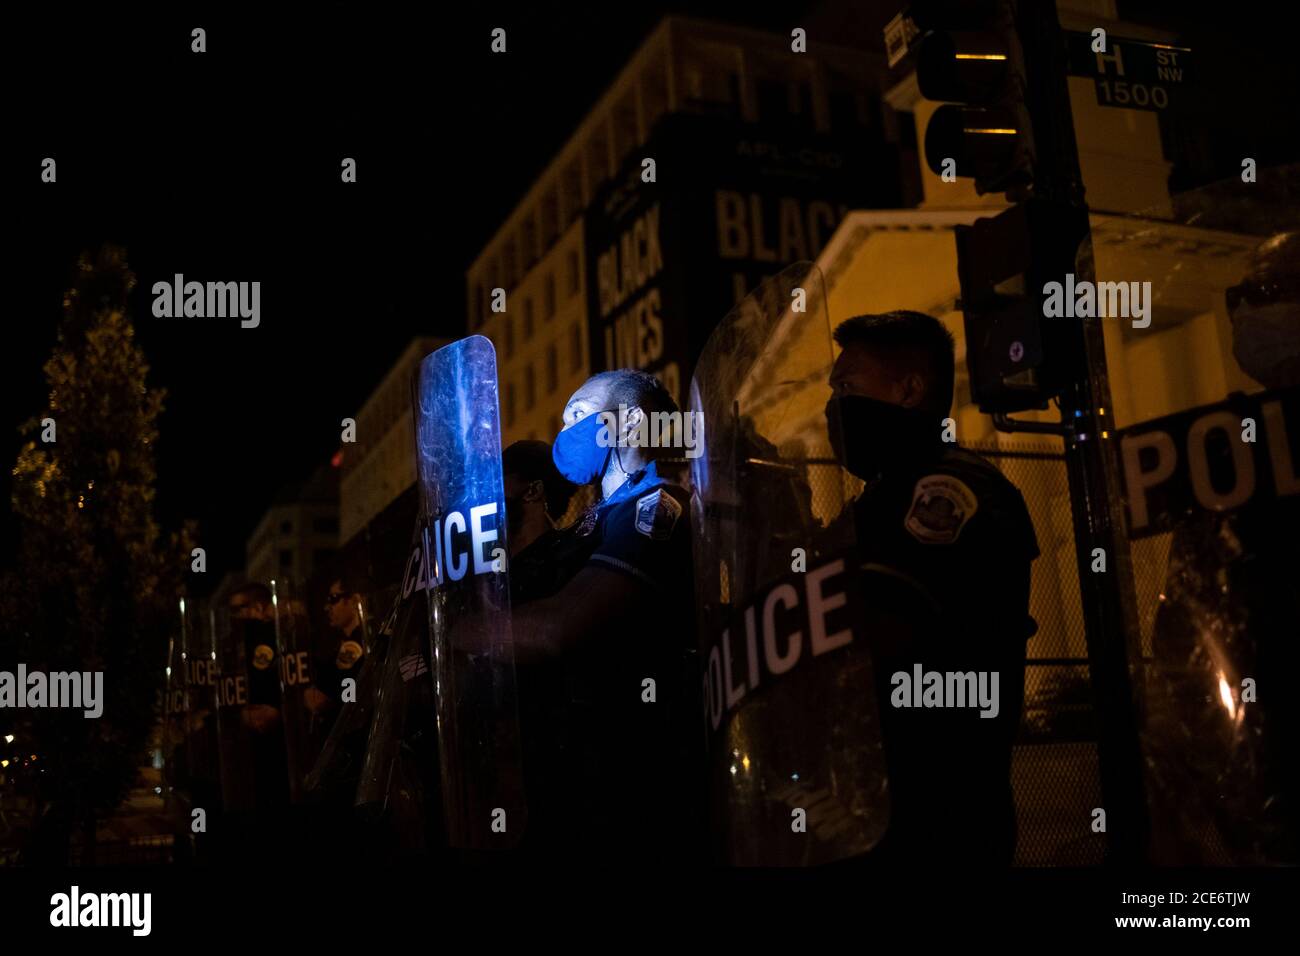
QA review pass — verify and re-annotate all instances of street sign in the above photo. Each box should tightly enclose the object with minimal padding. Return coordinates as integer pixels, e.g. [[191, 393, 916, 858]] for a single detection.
[[883, 11, 920, 68], [1066, 31, 1191, 112]]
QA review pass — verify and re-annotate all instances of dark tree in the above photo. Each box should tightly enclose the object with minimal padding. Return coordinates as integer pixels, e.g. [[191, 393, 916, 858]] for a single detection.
[[4, 244, 186, 863]]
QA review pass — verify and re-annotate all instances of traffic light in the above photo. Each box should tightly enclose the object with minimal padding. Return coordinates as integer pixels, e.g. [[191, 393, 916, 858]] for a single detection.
[[955, 200, 1089, 413], [910, 0, 1035, 196]]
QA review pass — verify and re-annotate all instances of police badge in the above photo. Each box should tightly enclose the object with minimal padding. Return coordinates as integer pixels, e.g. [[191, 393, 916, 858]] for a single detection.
[[904, 474, 979, 545], [635, 488, 681, 540]]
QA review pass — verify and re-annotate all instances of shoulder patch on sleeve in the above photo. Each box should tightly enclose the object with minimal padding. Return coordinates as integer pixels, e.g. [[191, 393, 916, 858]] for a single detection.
[[634, 488, 682, 540], [904, 474, 979, 545]]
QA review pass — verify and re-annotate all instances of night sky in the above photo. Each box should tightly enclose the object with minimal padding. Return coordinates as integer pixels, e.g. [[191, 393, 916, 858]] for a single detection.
[[3, 2, 1296, 589]]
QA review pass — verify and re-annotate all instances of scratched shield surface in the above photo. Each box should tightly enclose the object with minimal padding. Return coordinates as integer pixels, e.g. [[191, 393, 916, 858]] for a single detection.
[[413, 335, 525, 849], [1109, 165, 1300, 864], [689, 261, 890, 865]]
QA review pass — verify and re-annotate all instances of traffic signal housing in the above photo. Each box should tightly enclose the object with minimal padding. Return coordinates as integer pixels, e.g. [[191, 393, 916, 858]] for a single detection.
[[911, 0, 1035, 197]]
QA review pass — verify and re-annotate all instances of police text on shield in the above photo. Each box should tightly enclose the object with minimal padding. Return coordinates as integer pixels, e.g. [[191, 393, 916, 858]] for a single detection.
[[703, 558, 852, 731], [421, 502, 503, 587]]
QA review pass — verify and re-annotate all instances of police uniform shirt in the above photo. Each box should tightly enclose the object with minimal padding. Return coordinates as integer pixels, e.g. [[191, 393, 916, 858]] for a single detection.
[[243, 619, 281, 708], [314, 626, 366, 701], [549, 460, 698, 855], [510, 526, 600, 606], [853, 444, 1039, 862]]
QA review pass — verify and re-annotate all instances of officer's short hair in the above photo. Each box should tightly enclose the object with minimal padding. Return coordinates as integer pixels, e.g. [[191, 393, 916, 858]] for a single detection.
[[585, 369, 678, 417], [504, 439, 577, 519], [833, 311, 956, 417], [229, 582, 272, 610], [318, 558, 367, 598]]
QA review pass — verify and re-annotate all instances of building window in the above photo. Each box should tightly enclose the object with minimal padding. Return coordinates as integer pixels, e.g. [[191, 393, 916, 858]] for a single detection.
[[569, 323, 583, 373], [567, 249, 580, 297], [545, 272, 557, 320], [525, 364, 536, 410], [313, 517, 339, 534], [522, 218, 537, 268], [546, 343, 558, 394], [505, 382, 516, 427], [505, 316, 515, 358], [279, 550, 293, 568], [313, 548, 336, 568], [541, 188, 559, 247], [563, 161, 584, 223], [280, 519, 293, 534], [524, 298, 535, 341]]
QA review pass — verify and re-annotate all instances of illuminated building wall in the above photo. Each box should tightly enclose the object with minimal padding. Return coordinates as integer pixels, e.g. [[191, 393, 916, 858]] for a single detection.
[[338, 336, 447, 548], [466, 15, 900, 440], [246, 462, 341, 586]]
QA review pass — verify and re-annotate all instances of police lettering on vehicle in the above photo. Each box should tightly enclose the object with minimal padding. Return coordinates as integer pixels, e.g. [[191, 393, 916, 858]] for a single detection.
[[702, 557, 855, 731]]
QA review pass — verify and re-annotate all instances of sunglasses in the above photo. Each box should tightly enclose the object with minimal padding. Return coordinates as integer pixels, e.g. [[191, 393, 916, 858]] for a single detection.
[[1226, 276, 1300, 312]]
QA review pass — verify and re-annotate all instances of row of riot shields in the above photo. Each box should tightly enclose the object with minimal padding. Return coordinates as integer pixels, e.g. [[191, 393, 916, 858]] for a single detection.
[[409, 303, 888, 864], [160, 577, 393, 860], [406, 161, 1296, 868], [158, 167, 1296, 867]]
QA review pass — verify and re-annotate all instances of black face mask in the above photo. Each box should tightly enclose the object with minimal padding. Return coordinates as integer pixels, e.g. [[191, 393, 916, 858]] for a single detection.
[[504, 483, 541, 541], [825, 395, 943, 481], [505, 495, 526, 539]]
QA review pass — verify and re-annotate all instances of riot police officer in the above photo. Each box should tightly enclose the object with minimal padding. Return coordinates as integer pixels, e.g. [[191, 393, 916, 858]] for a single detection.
[[508, 370, 702, 861], [502, 439, 584, 604], [824, 310, 1039, 865]]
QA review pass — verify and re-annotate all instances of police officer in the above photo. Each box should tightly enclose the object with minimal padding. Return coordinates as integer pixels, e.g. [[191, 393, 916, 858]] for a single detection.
[[502, 439, 584, 604], [219, 583, 290, 861], [508, 370, 701, 861], [824, 311, 1039, 866]]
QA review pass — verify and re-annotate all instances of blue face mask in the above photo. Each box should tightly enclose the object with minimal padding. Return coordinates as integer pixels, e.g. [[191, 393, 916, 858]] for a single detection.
[[552, 411, 615, 484]]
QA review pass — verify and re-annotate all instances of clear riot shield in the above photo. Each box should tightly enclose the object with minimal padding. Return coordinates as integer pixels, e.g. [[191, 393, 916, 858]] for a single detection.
[[162, 600, 190, 804], [270, 578, 325, 805], [1102, 164, 1300, 864], [689, 261, 889, 865], [187, 604, 221, 815], [213, 598, 290, 815], [355, 526, 443, 854], [414, 335, 524, 850], [302, 587, 382, 806]]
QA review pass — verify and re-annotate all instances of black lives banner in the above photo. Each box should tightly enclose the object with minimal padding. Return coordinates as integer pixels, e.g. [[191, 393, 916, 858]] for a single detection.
[[583, 112, 892, 407]]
